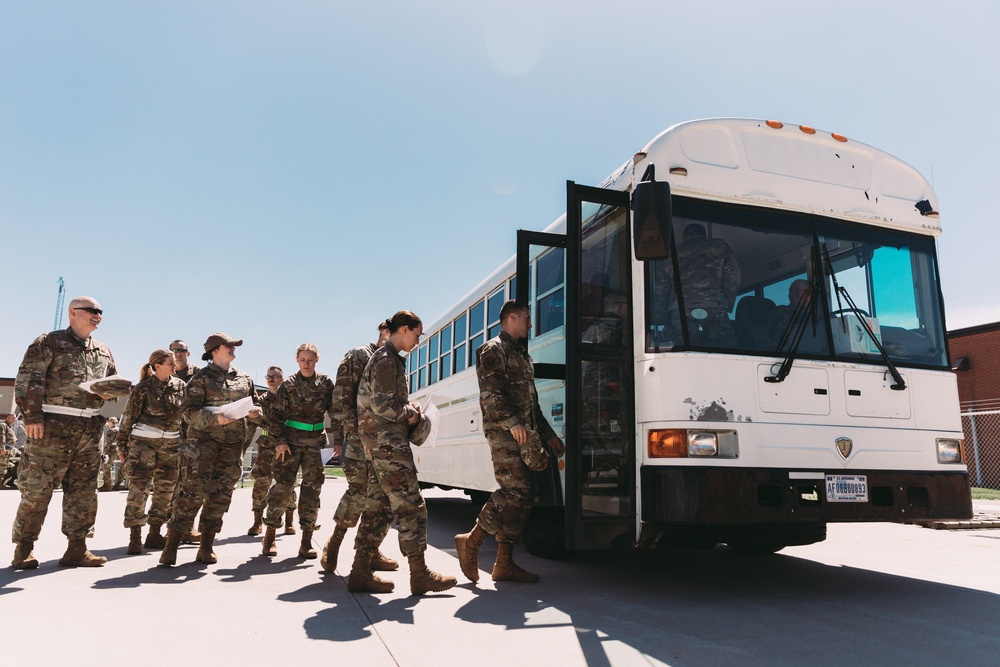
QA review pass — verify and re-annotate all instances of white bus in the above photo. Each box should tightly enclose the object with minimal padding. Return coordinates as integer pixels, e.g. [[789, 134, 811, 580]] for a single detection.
[[408, 118, 972, 555]]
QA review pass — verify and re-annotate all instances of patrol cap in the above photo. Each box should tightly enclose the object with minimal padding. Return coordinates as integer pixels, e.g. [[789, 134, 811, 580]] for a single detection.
[[202, 332, 243, 360]]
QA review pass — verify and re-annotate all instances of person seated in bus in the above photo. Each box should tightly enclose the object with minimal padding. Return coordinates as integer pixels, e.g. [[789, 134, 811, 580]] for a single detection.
[[770, 279, 827, 354], [652, 223, 742, 348]]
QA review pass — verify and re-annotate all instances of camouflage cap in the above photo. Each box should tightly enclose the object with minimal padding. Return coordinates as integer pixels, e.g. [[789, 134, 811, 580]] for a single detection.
[[202, 332, 243, 360], [519, 428, 550, 472]]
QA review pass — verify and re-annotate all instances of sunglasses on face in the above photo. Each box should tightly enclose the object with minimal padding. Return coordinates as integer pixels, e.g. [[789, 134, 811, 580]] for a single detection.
[[74, 307, 103, 315]]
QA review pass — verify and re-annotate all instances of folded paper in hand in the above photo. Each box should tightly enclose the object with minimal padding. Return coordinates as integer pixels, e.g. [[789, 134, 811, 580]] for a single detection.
[[203, 396, 255, 420]]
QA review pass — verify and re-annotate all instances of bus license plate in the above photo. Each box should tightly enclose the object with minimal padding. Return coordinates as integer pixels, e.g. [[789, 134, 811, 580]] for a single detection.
[[825, 474, 869, 502]]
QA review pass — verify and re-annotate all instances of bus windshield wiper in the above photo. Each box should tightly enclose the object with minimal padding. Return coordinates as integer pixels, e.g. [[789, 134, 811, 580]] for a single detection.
[[832, 286, 907, 391], [765, 287, 818, 383]]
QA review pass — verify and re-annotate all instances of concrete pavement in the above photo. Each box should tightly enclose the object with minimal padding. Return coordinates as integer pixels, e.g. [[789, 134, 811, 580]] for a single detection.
[[2, 479, 999, 667]]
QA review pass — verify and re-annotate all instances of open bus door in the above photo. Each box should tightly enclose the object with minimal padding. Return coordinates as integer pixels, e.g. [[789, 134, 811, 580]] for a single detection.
[[518, 182, 635, 556]]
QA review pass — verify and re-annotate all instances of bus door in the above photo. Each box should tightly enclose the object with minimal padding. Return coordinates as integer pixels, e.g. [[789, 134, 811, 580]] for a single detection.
[[566, 182, 635, 550], [517, 185, 635, 555]]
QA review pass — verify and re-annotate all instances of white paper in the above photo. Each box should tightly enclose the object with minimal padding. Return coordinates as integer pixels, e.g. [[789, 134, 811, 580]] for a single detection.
[[320, 447, 336, 465], [416, 396, 441, 448], [79, 374, 132, 394], [203, 396, 255, 420]]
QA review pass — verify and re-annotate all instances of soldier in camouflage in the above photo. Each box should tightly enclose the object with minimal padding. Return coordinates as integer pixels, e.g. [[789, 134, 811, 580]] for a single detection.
[[98, 417, 119, 491], [247, 366, 297, 536], [455, 300, 565, 584], [117, 349, 186, 555], [652, 223, 741, 347], [320, 322, 396, 574], [170, 339, 201, 384], [347, 311, 456, 595], [0, 415, 14, 477], [11, 296, 121, 569], [260, 344, 334, 560], [160, 333, 262, 566]]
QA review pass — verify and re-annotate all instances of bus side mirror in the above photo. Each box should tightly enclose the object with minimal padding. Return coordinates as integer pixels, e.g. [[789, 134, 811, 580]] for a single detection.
[[632, 179, 672, 261]]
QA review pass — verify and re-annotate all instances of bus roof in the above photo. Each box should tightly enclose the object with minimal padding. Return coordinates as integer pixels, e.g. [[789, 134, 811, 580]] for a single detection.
[[609, 118, 941, 236]]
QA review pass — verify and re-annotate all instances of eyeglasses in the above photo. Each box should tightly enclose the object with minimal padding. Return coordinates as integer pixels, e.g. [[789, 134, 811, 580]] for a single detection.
[[170, 348, 188, 353], [73, 307, 103, 315], [265, 375, 283, 380]]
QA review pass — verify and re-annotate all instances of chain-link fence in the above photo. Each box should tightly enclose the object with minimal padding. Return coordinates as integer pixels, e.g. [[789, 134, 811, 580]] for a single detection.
[[961, 402, 1000, 490]]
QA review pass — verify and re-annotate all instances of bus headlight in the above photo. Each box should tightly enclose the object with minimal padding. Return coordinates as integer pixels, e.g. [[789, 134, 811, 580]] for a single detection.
[[936, 438, 964, 464], [687, 432, 718, 457], [648, 429, 737, 458]]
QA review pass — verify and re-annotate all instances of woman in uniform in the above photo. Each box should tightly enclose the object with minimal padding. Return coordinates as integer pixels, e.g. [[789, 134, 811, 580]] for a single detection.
[[160, 333, 261, 566], [347, 310, 456, 595], [117, 349, 186, 554]]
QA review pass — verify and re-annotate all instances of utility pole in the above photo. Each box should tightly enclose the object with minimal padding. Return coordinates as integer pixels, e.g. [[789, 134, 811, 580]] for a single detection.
[[54, 277, 65, 329]]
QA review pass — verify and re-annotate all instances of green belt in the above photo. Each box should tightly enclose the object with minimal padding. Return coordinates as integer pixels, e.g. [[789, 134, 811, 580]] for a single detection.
[[285, 420, 325, 432]]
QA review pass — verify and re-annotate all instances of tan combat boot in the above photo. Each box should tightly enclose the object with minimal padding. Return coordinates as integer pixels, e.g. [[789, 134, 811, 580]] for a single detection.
[[181, 528, 201, 544], [159, 529, 182, 567], [454, 523, 487, 582], [12, 540, 39, 570], [144, 523, 166, 549], [492, 542, 538, 583], [408, 552, 457, 595], [298, 528, 317, 559], [372, 549, 399, 572], [320, 525, 347, 573], [196, 531, 217, 564], [59, 538, 107, 567], [347, 551, 394, 593], [247, 510, 263, 536], [262, 526, 277, 557], [284, 509, 296, 535], [127, 526, 143, 555]]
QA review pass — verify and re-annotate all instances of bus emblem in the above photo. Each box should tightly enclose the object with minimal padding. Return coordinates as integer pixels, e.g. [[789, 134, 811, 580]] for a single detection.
[[836, 437, 853, 459]]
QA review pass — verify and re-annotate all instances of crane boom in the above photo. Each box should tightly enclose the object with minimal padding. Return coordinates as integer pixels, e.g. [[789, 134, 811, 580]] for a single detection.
[[54, 277, 65, 330]]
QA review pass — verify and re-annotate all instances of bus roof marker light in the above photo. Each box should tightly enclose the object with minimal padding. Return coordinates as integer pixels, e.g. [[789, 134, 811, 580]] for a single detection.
[[669, 167, 688, 176], [832, 133, 848, 143], [799, 125, 817, 135], [765, 120, 783, 129]]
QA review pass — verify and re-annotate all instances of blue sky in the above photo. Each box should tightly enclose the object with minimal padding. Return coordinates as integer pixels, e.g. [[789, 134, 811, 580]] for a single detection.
[[2, 1, 998, 382]]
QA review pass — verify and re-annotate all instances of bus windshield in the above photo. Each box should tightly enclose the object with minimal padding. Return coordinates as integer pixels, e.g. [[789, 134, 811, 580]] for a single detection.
[[645, 197, 948, 368]]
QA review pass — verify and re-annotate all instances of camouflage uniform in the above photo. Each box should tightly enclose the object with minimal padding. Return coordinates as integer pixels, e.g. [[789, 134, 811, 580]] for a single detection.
[[98, 421, 119, 489], [250, 391, 296, 513], [167, 362, 258, 535], [475, 331, 559, 544], [12, 328, 117, 543], [331, 342, 389, 529], [172, 364, 200, 385], [653, 235, 741, 347], [353, 341, 427, 558], [262, 372, 335, 531], [117, 375, 186, 528], [0, 422, 13, 473]]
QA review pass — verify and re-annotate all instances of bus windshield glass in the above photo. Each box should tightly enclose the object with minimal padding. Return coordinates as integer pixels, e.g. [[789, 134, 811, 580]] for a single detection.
[[644, 198, 948, 368]]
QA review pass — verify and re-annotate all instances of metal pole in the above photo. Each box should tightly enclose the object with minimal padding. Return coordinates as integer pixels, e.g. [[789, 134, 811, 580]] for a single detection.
[[967, 412, 983, 488]]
